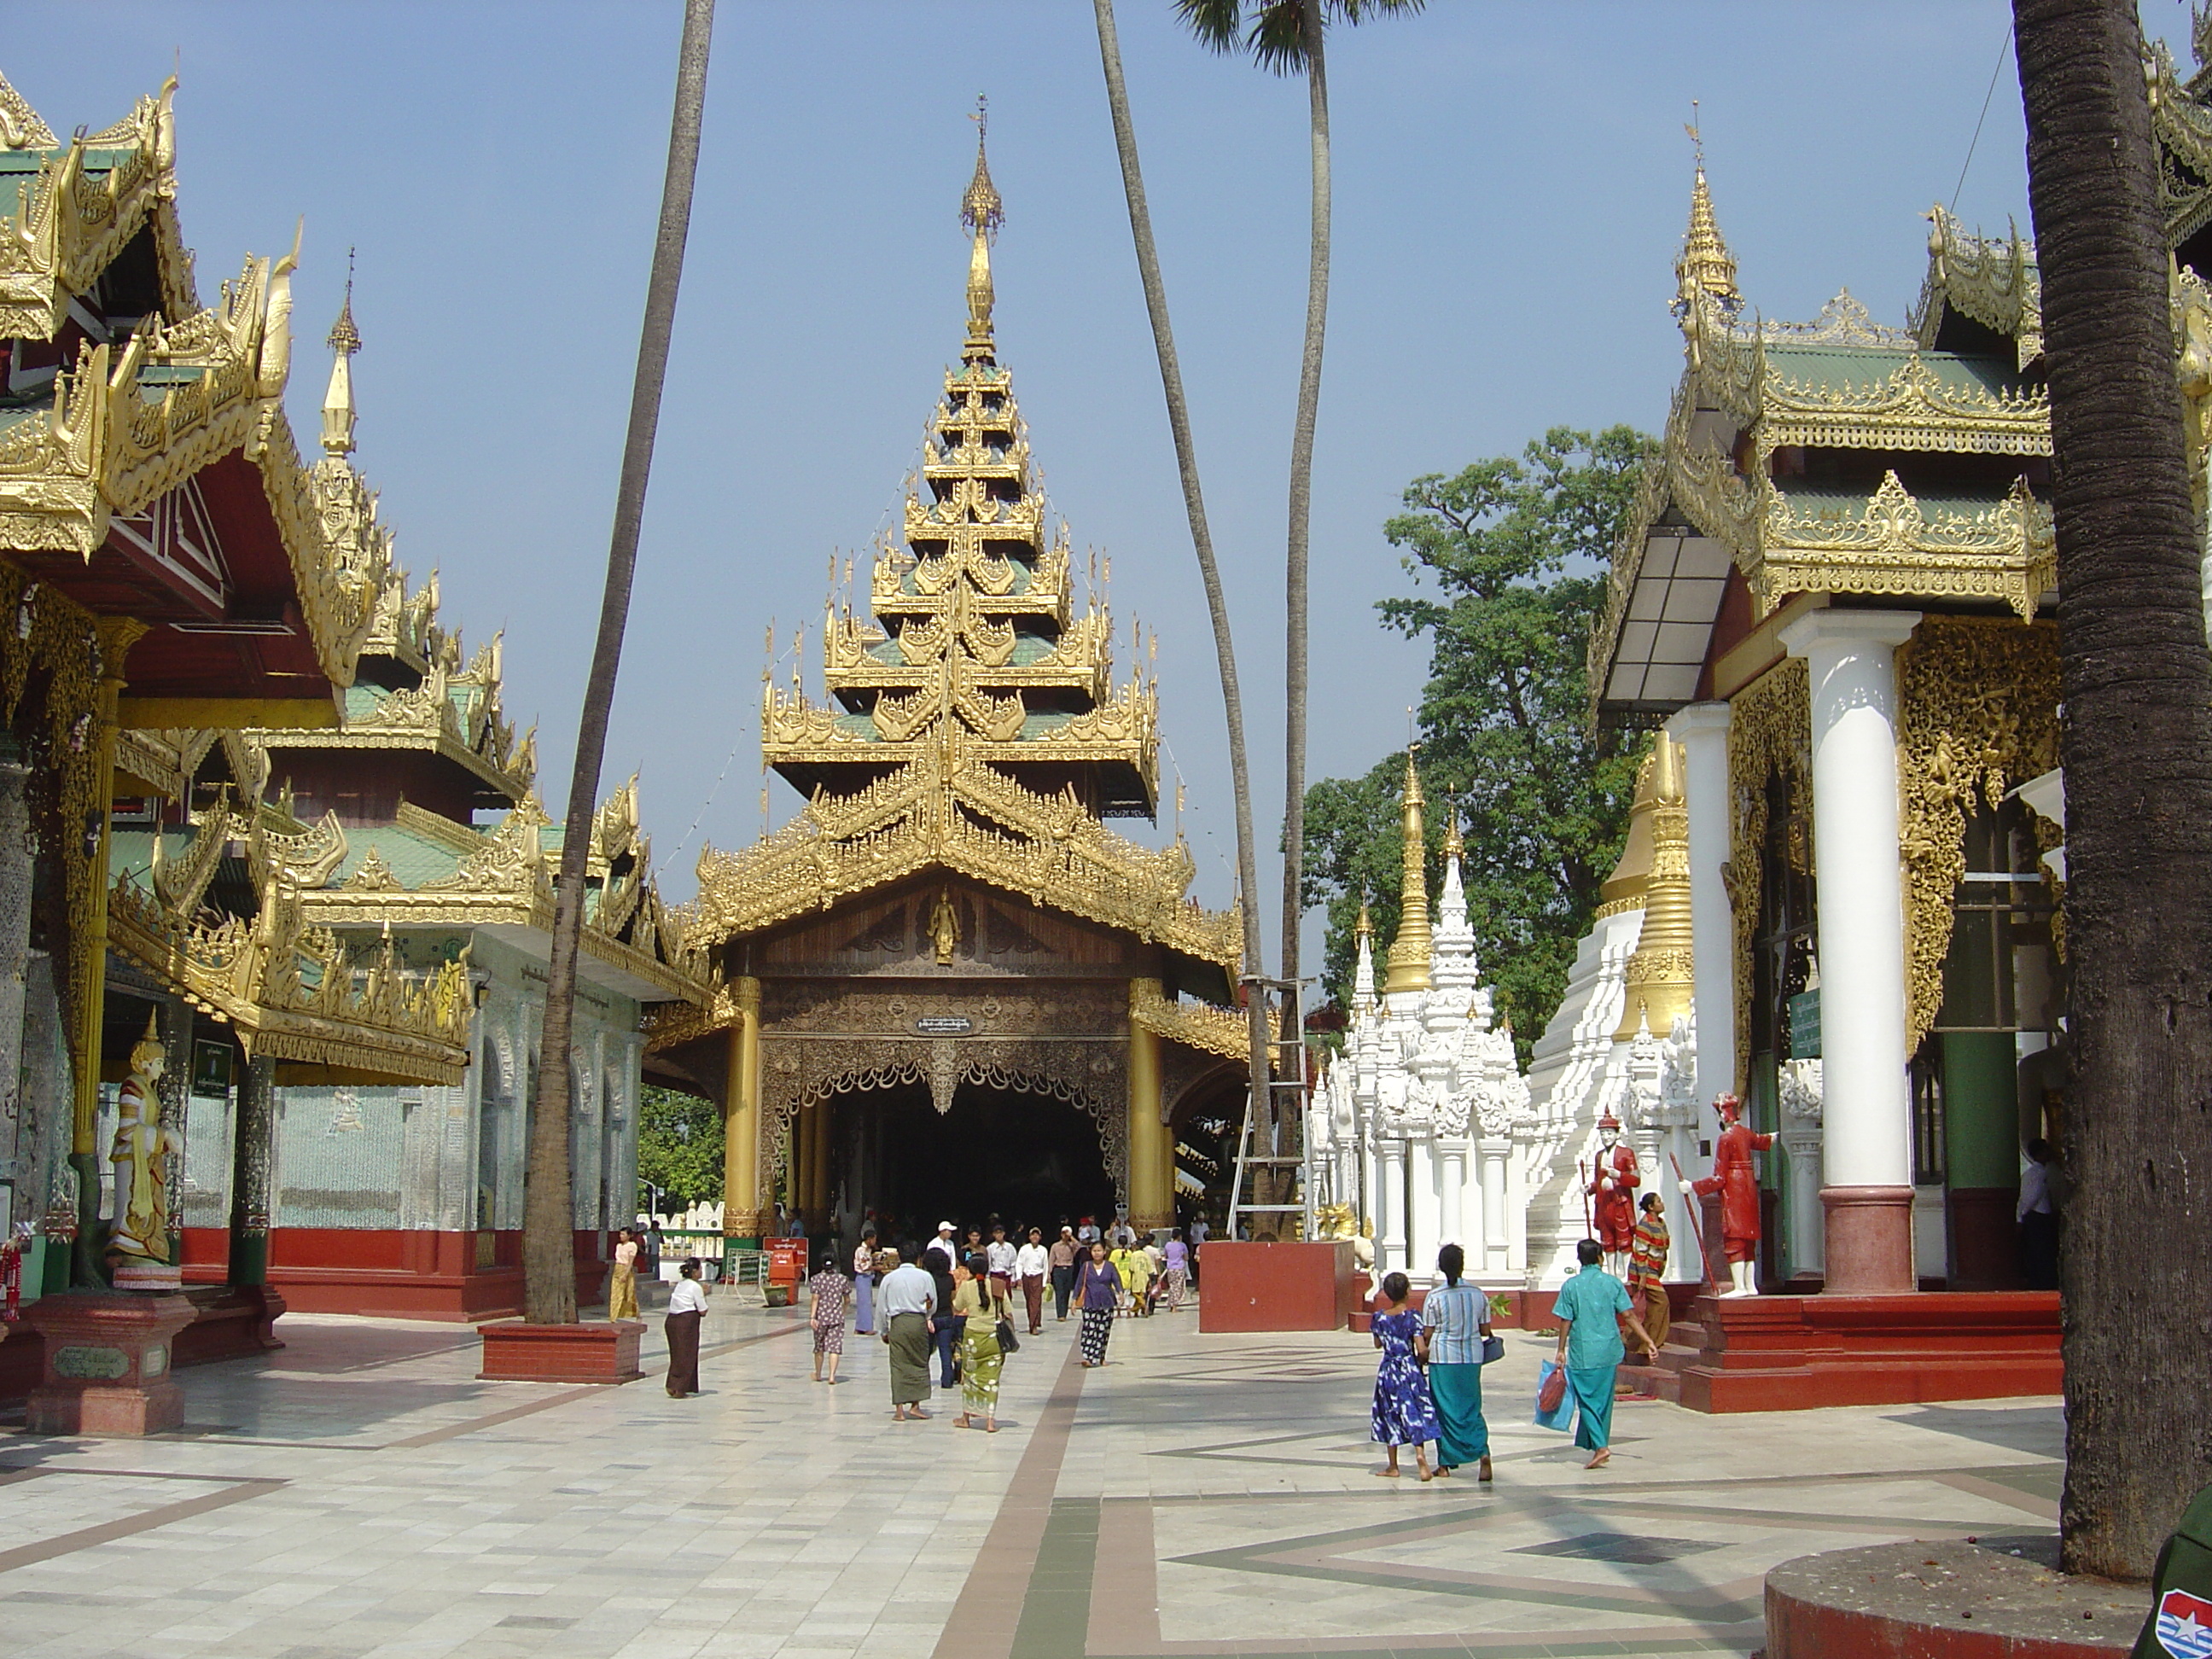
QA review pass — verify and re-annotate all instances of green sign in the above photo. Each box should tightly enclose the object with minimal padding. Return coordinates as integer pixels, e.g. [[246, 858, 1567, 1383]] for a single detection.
[[52, 1345, 129, 1380], [1787, 989, 1821, 1060]]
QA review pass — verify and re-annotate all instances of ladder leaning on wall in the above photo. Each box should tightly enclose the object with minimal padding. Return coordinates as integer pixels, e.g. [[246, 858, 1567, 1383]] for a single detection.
[[1225, 976, 1314, 1242]]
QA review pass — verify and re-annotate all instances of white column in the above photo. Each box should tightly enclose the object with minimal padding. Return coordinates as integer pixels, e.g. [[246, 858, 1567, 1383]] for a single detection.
[[1480, 1147, 1511, 1273], [1437, 1139, 1467, 1255], [1405, 1139, 1441, 1282], [1377, 1141, 1406, 1272], [1778, 609, 1920, 1296], [1666, 700, 1734, 1153]]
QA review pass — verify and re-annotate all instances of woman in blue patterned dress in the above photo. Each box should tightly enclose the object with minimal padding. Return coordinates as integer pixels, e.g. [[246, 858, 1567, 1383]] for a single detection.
[[1369, 1272, 1440, 1480]]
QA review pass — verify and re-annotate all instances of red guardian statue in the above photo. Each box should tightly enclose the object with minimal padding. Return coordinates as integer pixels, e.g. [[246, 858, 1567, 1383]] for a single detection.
[[1586, 1110, 1641, 1276], [1679, 1092, 1773, 1297]]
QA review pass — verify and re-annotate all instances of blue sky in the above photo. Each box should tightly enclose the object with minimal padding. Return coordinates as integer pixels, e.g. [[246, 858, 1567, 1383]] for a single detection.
[[11, 3, 2185, 964]]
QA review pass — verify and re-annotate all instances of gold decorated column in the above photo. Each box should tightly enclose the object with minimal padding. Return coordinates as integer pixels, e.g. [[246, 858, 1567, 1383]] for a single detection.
[[71, 617, 147, 1286], [805, 1092, 830, 1225], [723, 976, 763, 1245], [1127, 978, 1173, 1232]]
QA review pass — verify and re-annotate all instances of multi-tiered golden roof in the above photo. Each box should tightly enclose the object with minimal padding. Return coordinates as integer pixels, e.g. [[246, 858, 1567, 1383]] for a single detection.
[[691, 124, 1234, 979]]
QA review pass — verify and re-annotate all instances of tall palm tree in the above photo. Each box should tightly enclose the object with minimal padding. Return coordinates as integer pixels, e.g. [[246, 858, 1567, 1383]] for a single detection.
[[1174, 0, 1422, 1195], [2015, 0, 2212, 1580], [1091, 0, 1271, 1179], [522, 0, 716, 1325]]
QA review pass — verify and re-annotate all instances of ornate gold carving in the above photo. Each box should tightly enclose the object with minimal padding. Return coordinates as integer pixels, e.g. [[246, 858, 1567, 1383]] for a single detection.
[[0, 74, 195, 341], [695, 725, 1237, 972], [109, 811, 472, 1086], [1128, 977, 1260, 1062], [1722, 660, 1809, 1094], [1914, 206, 2041, 366], [1895, 615, 2060, 1054]]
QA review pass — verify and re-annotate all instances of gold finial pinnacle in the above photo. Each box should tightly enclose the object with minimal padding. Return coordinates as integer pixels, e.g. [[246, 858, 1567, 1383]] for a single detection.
[[962, 96, 1003, 361], [1443, 795, 1464, 859], [1383, 745, 1433, 995], [1677, 119, 1739, 310], [1355, 889, 1373, 941], [326, 246, 361, 357]]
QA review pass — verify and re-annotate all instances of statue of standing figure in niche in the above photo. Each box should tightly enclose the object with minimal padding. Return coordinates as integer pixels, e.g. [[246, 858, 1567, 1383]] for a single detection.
[[108, 1016, 182, 1275], [928, 888, 960, 966]]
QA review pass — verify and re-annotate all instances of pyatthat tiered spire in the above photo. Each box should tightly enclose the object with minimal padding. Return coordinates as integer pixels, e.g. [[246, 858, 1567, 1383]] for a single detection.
[[1675, 112, 1740, 314], [321, 249, 361, 457], [1383, 748, 1433, 996], [961, 95, 1004, 364], [1433, 802, 1477, 992]]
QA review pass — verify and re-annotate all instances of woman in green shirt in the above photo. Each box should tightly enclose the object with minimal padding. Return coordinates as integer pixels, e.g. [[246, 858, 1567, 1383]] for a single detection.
[[1550, 1239, 1652, 1470]]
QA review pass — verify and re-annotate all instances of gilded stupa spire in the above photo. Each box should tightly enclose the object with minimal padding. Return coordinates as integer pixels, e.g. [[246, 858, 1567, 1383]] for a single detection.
[[321, 248, 360, 457], [1676, 109, 1740, 312], [1613, 733, 1695, 1040], [1383, 747, 1433, 996], [961, 95, 1004, 364]]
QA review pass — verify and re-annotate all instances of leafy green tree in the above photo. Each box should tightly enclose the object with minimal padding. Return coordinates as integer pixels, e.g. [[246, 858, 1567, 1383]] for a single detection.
[[637, 1086, 724, 1214], [1304, 426, 1652, 1060]]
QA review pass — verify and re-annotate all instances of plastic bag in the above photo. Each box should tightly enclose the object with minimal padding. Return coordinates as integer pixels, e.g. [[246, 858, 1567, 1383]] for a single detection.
[[1534, 1360, 1575, 1431]]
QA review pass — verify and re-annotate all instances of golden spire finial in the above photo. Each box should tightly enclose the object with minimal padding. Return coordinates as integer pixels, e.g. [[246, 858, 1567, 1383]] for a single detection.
[[326, 247, 361, 357], [961, 95, 1004, 363], [1383, 745, 1433, 995], [1355, 889, 1373, 941], [1443, 795, 1464, 861], [1676, 108, 1739, 311], [320, 247, 360, 458]]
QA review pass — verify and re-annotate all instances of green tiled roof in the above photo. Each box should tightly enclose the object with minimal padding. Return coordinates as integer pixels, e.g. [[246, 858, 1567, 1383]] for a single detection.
[[333, 825, 471, 889], [1764, 345, 2025, 399]]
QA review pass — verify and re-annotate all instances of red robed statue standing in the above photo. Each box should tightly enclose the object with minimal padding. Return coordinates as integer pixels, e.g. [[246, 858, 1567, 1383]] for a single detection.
[[1679, 1093, 1772, 1298], [1586, 1111, 1640, 1274]]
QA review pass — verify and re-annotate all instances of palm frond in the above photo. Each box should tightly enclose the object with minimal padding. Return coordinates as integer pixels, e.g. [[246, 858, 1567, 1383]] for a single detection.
[[1173, 0, 1249, 53]]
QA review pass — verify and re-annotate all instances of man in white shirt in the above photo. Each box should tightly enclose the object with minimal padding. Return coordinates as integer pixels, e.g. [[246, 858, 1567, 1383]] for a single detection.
[[986, 1225, 1018, 1321], [1108, 1214, 1137, 1250], [876, 1249, 937, 1419], [929, 1221, 960, 1270], [1015, 1227, 1051, 1335]]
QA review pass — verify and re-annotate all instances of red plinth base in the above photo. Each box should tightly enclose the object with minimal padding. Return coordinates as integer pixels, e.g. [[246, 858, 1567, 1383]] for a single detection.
[[1196, 1241, 1355, 1332], [1821, 1185, 1917, 1296], [477, 1319, 644, 1383], [1616, 1289, 2060, 1412], [1761, 1539, 2140, 1656], [21, 1291, 200, 1435]]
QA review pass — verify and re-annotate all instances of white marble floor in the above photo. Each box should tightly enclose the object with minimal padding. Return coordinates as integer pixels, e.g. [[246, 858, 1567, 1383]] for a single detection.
[[0, 1297, 2064, 1659]]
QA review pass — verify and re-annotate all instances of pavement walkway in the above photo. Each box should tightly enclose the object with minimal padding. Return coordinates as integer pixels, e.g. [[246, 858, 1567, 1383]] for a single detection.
[[0, 1295, 2065, 1659]]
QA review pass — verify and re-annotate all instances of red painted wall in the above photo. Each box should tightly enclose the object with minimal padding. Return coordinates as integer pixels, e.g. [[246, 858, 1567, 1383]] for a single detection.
[[178, 1228, 610, 1321]]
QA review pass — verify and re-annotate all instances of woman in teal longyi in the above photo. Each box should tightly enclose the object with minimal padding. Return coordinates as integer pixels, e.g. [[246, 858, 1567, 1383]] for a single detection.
[[1551, 1238, 1654, 1470]]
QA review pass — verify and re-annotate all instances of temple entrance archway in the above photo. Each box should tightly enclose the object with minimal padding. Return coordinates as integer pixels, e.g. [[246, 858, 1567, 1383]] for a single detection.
[[830, 1079, 1117, 1238]]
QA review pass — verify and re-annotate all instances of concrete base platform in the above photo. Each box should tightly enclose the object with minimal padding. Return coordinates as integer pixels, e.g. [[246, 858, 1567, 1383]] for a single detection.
[[1616, 1289, 2061, 1412], [477, 1318, 644, 1382], [1761, 1537, 2141, 1656], [1195, 1241, 1355, 1332], [20, 1290, 199, 1435]]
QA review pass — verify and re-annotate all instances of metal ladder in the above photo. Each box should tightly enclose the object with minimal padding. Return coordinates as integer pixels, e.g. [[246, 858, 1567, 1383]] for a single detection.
[[1225, 976, 1315, 1241]]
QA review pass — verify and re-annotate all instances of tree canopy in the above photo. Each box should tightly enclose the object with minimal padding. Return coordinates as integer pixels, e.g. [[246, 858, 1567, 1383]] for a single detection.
[[637, 1086, 723, 1214], [1302, 426, 1653, 1057]]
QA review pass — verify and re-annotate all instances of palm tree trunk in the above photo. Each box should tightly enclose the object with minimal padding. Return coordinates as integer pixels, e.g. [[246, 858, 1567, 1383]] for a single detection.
[[522, 0, 716, 1325], [1272, 12, 1330, 1197], [2015, 0, 2212, 1581], [1091, 0, 1271, 1156]]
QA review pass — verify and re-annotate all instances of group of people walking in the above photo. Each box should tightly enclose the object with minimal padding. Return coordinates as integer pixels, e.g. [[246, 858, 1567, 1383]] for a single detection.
[[1368, 1237, 1656, 1478]]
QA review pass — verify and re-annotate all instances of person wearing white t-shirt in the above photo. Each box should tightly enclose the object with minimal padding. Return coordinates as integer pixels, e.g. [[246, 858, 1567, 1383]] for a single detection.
[[1014, 1228, 1051, 1335], [665, 1260, 708, 1398], [986, 1225, 1018, 1321]]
